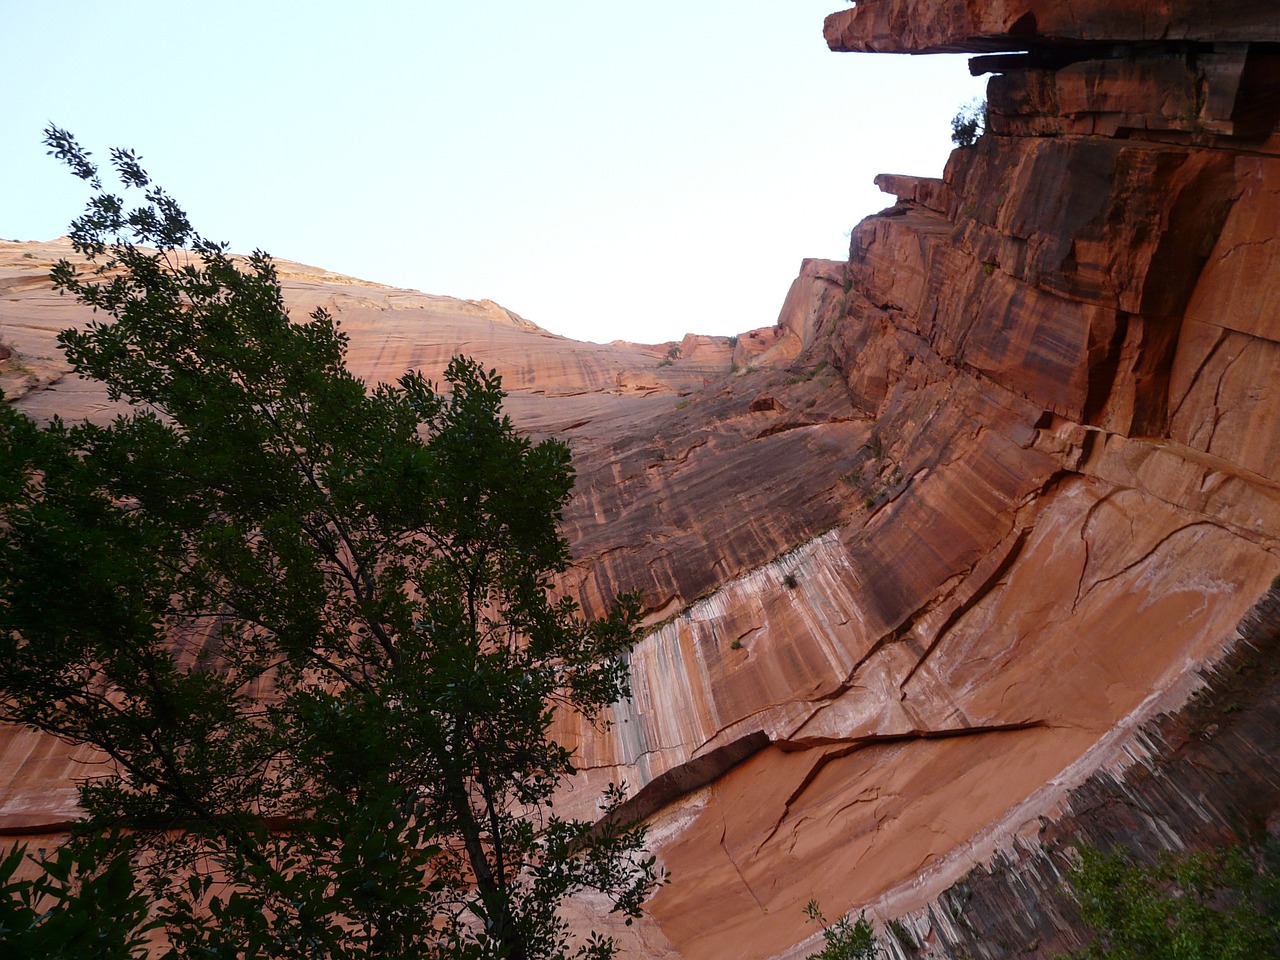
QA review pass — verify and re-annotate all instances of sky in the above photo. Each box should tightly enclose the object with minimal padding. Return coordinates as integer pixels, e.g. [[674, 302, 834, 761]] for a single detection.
[[0, 2, 986, 345]]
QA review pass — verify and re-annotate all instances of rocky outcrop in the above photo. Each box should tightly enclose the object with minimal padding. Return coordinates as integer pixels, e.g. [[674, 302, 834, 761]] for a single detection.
[[566, 3, 1280, 956], [3, 2, 1280, 958], [823, 1, 1280, 52], [878, 587, 1280, 959]]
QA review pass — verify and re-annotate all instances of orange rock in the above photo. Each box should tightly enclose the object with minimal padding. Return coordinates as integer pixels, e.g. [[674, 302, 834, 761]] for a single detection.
[[824, 1, 1280, 53], [4, 3, 1280, 957]]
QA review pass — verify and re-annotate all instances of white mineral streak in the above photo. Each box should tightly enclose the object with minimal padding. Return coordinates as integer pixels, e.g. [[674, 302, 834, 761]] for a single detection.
[[617, 530, 856, 788]]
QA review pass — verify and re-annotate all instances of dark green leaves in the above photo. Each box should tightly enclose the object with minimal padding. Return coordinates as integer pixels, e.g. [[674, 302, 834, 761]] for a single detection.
[[803, 900, 882, 960], [1065, 843, 1280, 960], [44, 125, 100, 189], [2, 131, 662, 960], [0, 837, 155, 960]]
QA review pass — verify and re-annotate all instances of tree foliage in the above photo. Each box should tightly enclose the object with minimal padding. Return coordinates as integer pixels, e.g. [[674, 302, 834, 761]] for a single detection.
[[0, 836, 155, 959], [1064, 843, 1280, 960], [950, 98, 986, 148], [803, 900, 882, 960], [0, 127, 662, 959]]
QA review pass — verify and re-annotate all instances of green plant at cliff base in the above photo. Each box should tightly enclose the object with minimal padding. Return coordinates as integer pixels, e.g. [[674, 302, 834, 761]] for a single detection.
[[1062, 843, 1280, 960], [804, 901, 883, 960], [0, 127, 664, 960], [885, 918, 916, 950]]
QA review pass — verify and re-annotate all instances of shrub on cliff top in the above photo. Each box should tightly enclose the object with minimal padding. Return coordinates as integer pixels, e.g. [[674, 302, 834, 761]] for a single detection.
[[951, 97, 986, 147]]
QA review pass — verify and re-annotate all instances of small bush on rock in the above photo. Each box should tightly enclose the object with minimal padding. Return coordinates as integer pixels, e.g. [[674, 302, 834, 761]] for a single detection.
[[951, 98, 986, 147], [804, 901, 882, 960]]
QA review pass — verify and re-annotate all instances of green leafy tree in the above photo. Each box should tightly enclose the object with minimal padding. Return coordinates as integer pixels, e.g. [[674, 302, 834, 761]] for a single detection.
[[0, 127, 662, 959], [0, 836, 155, 959], [1064, 843, 1280, 960], [803, 900, 882, 960]]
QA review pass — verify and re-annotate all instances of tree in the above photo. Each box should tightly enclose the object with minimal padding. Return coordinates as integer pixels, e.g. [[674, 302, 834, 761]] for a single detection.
[[1064, 843, 1280, 960], [0, 127, 663, 959], [803, 901, 882, 960], [0, 835, 155, 960], [950, 98, 986, 148]]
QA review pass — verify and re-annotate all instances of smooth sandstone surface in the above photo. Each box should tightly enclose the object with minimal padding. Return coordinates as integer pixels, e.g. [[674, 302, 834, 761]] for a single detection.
[[4, 2, 1280, 957]]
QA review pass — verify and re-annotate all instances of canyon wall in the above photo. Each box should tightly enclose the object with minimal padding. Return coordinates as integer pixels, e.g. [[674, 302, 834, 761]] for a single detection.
[[564, 3, 1280, 956], [2, 1, 1280, 957]]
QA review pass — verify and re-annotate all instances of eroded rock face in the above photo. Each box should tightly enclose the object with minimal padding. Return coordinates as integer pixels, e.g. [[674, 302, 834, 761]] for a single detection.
[[565, 4, 1280, 956], [823, 1, 1280, 53], [887, 588, 1280, 959], [2, 3, 1280, 957]]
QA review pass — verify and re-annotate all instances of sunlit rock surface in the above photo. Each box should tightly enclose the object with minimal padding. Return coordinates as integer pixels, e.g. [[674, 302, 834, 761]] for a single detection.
[[3, 1, 1280, 956]]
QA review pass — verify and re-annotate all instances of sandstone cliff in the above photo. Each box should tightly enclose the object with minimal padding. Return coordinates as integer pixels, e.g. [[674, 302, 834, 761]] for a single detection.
[[571, 3, 1280, 953], [2, 2, 1280, 957]]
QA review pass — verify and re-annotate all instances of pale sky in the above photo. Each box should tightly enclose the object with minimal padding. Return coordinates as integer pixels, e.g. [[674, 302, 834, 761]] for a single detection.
[[1, 2, 985, 344]]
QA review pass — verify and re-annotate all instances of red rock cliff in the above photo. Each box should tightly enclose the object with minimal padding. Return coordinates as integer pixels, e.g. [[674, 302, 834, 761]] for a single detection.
[[565, 2, 1280, 955], [2, 2, 1280, 957]]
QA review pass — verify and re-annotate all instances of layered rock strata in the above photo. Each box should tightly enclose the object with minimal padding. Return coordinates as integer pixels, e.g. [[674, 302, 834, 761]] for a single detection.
[[877, 588, 1280, 958], [571, 4, 1280, 955], [2, 1, 1280, 957]]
